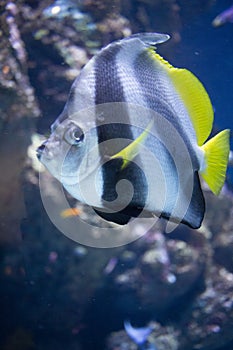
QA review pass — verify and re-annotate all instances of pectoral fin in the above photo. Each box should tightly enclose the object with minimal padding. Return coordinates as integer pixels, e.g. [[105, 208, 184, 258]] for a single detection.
[[110, 120, 153, 169]]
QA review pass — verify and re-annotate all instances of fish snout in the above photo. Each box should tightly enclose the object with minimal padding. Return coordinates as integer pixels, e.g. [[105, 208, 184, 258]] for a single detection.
[[37, 138, 63, 161]]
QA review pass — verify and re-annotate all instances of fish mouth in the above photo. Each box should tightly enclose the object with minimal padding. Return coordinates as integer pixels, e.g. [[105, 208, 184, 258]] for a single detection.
[[36, 141, 48, 160], [37, 139, 61, 161]]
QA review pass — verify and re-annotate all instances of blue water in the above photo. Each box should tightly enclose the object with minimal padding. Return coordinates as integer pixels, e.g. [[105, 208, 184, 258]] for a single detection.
[[173, 0, 233, 133], [172, 0, 233, 182], [1, 1, 233, 350]]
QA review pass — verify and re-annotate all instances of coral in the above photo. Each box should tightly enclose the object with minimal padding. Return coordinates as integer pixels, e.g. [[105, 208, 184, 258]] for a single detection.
[[180, 266, 233, 350], [0, 0, 39, 245], [0, 1, 230, 350], [107, 322, 179, 350], [81, 0, 121, 21], [213, 230, 233, 273], [106, 231, 206, 312], [0, 1, 39, 122], [106, 191, 233, 350], [3, 328, 35, 350]]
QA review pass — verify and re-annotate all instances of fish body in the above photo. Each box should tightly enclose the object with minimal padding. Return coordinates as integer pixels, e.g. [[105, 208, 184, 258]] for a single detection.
[[229, 150, 233, 167], [212, 5, 233, 27], [37, 33, 230, 229]]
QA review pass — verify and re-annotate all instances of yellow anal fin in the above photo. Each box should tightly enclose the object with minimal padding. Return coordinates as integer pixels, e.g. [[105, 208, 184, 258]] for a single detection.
[[200, 129, 230, 195], [148, 50, 214, 146], [110, 120, 153, 169]]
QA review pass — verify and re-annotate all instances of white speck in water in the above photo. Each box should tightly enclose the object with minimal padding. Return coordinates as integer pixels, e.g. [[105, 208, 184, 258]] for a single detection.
[[51, 5, 61, 15]]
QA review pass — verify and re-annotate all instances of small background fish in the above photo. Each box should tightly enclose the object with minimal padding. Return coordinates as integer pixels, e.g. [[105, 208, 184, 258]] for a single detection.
[[212, 5, 233, 27]]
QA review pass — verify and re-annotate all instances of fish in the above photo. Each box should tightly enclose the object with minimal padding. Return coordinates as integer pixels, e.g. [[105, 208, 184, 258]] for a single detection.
[[229, 150, 233, 167], [124, 320, 156, 350], [103, 257, 118, 275], [212, 5, 233, 27], [37, 33, 230, 229], [43, 0, 83, 19], [60, 207, 82, 218]]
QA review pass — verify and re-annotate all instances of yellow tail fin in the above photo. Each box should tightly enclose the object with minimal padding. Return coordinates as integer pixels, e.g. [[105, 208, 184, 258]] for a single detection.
[[200, 129, 230, 195]]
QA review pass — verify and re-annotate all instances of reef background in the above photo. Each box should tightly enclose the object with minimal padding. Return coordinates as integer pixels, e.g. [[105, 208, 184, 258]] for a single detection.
[[0, 0, 233, 349]]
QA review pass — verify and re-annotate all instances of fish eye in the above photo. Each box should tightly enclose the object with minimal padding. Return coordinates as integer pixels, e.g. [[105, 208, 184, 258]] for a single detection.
[[64, 124, 84, 146]]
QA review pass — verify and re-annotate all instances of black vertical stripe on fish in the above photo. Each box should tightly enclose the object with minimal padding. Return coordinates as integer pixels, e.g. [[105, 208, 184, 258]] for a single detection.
[[94, 45, 148, 216], [131, 50, 203, 218], [94, 44, 130, 151], [133, 51, 199, 166], [95, 44, 125, 105], [182, 171, 205, 228], [93, 207, 132, 225], [159, 171, 205, 229], [95, 157, 149, 224]]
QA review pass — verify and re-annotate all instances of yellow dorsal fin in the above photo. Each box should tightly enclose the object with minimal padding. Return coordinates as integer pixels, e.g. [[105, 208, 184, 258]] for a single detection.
[[200, 129, 230, 195], [148, 49, 214, 146], [111, 120, 153, 169]]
